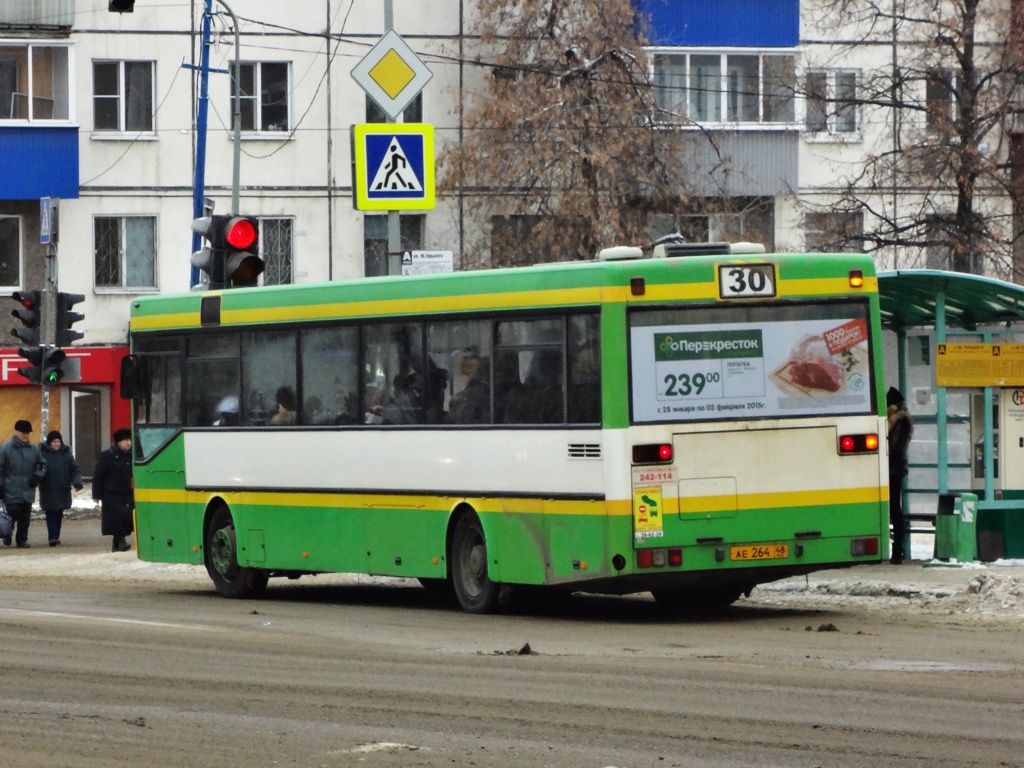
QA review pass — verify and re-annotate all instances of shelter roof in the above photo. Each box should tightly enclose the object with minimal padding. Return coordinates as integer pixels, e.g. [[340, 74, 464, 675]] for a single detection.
[[878, 270, 1024, 331]]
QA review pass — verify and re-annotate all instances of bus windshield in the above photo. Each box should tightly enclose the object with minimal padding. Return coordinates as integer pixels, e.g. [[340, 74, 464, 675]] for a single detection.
[[629, 299, 874, 423]]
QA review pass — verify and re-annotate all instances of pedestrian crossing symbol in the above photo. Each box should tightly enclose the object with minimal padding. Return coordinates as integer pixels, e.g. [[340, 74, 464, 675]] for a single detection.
[[370, 137, 423, 193], [352, 123, 435, 211]]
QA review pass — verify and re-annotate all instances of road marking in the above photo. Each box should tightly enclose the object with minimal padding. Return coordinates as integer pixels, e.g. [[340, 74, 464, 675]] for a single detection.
[[0, 608, 221, 631]]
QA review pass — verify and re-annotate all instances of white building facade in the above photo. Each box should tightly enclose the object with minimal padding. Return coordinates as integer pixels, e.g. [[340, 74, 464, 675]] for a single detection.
[[1, 0, 1020, 455]]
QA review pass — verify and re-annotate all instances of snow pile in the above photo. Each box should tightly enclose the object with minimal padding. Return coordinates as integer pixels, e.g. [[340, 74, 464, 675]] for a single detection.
[[748, 569, 1024, 619], [941, 572, 1024, 615]]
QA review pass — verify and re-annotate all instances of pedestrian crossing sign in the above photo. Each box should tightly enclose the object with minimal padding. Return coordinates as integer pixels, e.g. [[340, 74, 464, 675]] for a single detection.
[[352, 123, 435, 211]]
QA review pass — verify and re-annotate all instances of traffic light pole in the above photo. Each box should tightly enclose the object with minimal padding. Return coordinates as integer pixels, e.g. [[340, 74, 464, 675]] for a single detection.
[[385, 0, 402, 274], [190, 0, 241, 288], [190, 0, 213, 288], [40, 218, 59, 437]]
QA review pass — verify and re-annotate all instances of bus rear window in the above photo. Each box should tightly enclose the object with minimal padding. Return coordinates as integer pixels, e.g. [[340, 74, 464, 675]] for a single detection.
[[629, 301, 874, 423]]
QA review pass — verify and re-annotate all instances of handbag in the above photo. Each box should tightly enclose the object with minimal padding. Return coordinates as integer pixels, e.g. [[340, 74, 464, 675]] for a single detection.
[[0, 504, 13, 539]]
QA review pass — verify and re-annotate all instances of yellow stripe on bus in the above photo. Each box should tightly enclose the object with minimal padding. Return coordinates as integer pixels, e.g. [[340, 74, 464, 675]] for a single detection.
[[136, 485, 882, 516], [130, 275, 875, 332]]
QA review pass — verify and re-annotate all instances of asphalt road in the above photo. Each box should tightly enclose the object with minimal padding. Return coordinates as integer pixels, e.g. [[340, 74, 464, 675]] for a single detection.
[[0, 519, 1022, 768]]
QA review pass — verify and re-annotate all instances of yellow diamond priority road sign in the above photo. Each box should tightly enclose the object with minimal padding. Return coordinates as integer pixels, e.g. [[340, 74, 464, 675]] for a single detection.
[[351, 30, 433, 120]]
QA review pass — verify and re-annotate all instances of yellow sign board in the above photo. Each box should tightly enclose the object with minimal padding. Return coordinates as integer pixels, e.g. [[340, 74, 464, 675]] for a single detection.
[[935, 343, 1024, 387], [352, 123, 435, 211], [632, 486, 664, 540], [351, 30, 433, 119]]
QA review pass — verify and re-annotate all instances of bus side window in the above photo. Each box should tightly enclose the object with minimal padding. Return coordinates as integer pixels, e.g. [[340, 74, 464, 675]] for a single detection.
[[185, 334, 240, 427], [300, 326, 359, 426], [568, 314, 601, 424], [427, 318, 493, 425], [493, 349, 524, 424]]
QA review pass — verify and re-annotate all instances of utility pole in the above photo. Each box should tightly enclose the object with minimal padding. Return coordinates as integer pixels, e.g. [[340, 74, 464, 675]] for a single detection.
[[385, 0, 402, 275], [191, 0, 213, 287], [190, 0, 243, 287]]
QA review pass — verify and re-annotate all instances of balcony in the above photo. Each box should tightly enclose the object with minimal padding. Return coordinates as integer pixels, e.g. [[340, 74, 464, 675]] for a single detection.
[[0, 0, 74, 30], [0, 39, 78, 199]]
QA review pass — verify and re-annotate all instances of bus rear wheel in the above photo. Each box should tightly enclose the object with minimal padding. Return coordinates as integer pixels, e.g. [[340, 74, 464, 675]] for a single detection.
[[205, 505, 268, 599], [451, 514, 499, 614]]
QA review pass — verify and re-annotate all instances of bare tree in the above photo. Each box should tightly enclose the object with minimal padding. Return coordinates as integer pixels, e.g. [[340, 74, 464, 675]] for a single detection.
[[801, 0, 1024, 278], [439, 0, 693, 267]]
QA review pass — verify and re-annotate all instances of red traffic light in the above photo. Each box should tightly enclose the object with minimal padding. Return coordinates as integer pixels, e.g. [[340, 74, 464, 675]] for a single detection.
[[13, 290, 40, 310], [225, 217, 258, 250]]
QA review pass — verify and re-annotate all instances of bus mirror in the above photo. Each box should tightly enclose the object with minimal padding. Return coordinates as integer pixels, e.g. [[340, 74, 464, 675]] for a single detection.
[[120, 355, 139, 400]]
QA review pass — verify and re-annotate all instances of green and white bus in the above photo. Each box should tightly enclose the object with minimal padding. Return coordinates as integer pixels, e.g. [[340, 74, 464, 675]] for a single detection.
[[124, 243, 888, 613]]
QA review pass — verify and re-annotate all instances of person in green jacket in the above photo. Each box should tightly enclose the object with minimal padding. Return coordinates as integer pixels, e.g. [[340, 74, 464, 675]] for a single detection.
[[0, 419, 47, 548]]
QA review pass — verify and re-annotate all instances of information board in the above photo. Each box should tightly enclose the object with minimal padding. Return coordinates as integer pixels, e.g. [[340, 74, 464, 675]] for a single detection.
[[935, 343, 1024, 387]]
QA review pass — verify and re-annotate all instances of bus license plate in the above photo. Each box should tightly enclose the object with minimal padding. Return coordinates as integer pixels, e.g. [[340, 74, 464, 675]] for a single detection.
[[730, 544, 789, 561]]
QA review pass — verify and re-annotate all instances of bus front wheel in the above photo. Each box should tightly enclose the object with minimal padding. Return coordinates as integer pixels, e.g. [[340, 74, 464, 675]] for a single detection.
[[451, 514, 499, 614], [205, 505, 269, 599]]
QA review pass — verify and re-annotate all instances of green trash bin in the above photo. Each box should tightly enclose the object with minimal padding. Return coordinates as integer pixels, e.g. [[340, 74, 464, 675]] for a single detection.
[[933, 494, 957, 560], [954, 493, 978, 562]]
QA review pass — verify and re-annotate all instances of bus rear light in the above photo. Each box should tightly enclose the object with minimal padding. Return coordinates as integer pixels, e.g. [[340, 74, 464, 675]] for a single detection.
[[633, 443, 673, 464], [849, 269, 864, 288], [838, 434, 879, 454], [636, 547, 682, 568], [851, 536, 879, 556]]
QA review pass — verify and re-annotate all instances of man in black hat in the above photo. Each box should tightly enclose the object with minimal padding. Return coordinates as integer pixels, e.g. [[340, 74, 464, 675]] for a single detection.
[[0, 420, 47, 547], [887, 387, 913, 564]]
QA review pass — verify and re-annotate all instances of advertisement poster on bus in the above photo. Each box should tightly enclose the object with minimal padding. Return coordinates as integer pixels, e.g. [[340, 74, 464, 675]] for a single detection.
[[630, 316, 871, 422]]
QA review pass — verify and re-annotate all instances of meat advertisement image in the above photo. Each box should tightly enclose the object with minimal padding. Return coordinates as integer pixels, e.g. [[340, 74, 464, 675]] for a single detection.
[[771, 320, 869, 397]]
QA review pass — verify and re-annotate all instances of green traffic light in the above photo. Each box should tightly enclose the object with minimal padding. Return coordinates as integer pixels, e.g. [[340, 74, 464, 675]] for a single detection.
[[45, 369, 62, 384]]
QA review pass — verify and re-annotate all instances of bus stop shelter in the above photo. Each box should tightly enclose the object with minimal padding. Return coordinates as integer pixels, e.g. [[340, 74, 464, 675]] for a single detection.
[[878, 269, 1024, 559]]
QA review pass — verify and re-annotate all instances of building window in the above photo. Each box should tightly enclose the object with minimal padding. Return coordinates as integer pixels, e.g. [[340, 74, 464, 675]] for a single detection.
[[0, 215, 21, 289], [805, 211, 864, 253], [260, 217, 293, 285], [653, 51, 796, 125], [363, 214, 424, 276], [230, 62, 290, 132], [366, 92, 422, 123], [93, 61, 154, 132], [0, 44, 71, 121], [926, 69, 958, 135], [94, 215, 157, 289], [806, 70, 858, 135]]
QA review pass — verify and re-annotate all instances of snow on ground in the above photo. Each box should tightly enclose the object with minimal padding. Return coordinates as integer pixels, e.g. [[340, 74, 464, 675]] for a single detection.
[[3, 493, 1023, 619]]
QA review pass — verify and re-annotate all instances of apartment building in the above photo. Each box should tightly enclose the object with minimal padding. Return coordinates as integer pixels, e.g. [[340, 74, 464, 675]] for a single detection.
[[0, 0, 1017, 462]]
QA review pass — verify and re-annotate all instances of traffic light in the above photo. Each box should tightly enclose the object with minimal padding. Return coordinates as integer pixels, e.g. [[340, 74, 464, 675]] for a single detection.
[[222, 216, 264, 287], [191, 214, 224, 288], [109, 0, 135, 12], [15, 345, 43, 384], [191, 214, 264, 289], [55, 292, 85, 347], [41, 346, 67, 385], [14, 346, 66, 385], [10, 290, 41, 347]]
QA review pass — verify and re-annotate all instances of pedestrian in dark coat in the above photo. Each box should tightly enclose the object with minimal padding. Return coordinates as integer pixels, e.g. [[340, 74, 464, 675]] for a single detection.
[[0, 419, 46, 548], [887, 386, 913, 565], [92, 427, 135, 552], [38, 430, 84, 546]]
